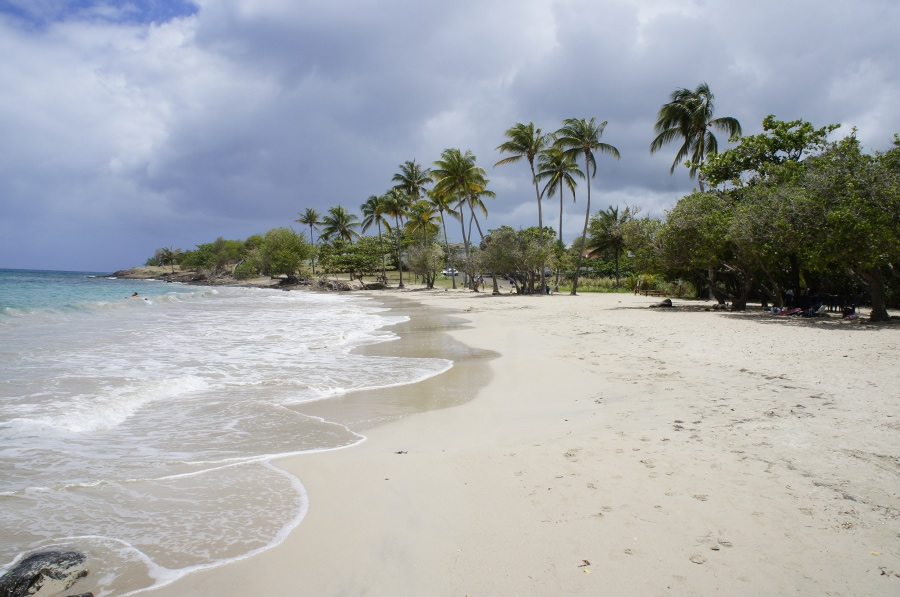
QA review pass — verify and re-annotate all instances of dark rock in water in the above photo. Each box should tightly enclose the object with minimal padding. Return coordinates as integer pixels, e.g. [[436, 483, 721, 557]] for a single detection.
[[649, 298, 673, 308], [0, 551, 89, 597]]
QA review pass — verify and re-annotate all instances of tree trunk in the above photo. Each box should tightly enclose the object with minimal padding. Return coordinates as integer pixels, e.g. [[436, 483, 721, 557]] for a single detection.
[[730, 272, 754, 311], [859, 267, 891, 321], [531, 160, 546, 296], [572, 152, 591, 296], [440, 213, 455, 289], [457, 199, 471, 290], [395, 217, 404, 288]]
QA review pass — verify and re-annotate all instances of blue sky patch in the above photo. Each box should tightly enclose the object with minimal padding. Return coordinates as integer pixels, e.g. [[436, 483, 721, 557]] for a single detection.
[[0, 0, 198, 28]]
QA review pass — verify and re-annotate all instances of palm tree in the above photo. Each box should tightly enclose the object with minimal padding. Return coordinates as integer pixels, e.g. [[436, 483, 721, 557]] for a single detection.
[[392, 159, 433, 203], [536, 146, 584, 290], [295, 208, 321, 274], [406, 200, 440, 246], [555, 117, 620, 295], [158, 246, 181, 274], [320, 205, 360, 243], [495, 122, 551, 292], [382, 188, 410, 288], [650, 82, 742, 190], [427, 187, 460, 289], [361, 194, 389, 282], [586, 205, 630, 288], [432, 148, 491, 289]]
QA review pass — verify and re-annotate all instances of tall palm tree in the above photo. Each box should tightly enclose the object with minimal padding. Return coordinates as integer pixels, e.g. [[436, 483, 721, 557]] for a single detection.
[[427, 187, 460, 289], [361, 194, 389, 282], [295, 207, 321, 274], [382, 188, 410, 288], [555, 117, 620, 295], [495, 122, 551, 293], [536, 146, 584, 290], [432, 148, 489, 290], [320, 205, 360, 243], [650, 82, 742, 190], [392, 159, 432, 201]]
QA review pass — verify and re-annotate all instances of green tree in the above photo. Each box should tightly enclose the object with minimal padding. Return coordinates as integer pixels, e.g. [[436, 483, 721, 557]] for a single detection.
[[361, 194, 390, 281], [427, 186, 461, 289], [295, 208, 322, 274], [406, 200, 440, 246], [260, 227, 311, 282], [382, 188, 411, 288], [555, 117, 620, 295], [586, 205, 634, 288], [407, 241, 445, 289], [156, 246, 182, 274], [650, 82, 742, 189], [320, 205, 361, 243], [799, 134, 900, 320], [536, 146, 584, 289], [495, 122, 551, 292], [392, 159, 432, 204], [702, 116, 839, 189], [432, 148, 491, 289]]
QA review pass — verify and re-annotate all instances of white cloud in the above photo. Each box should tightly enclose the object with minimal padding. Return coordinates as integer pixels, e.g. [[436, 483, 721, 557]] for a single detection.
[[1, 0, 898, 270]]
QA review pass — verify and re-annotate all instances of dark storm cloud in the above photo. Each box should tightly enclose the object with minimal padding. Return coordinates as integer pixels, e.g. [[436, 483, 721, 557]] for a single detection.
[[1, 0, 897, 270]]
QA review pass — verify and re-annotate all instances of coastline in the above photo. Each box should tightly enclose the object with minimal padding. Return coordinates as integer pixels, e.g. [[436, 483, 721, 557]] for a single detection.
[[141, 289, 898, 596]]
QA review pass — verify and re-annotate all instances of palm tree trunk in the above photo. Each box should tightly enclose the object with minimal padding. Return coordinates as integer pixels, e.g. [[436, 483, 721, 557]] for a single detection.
[[308, 224, 316, 274], [457, 199, 471, 289], [377, 221, 386, 283], [572, 152, 592, 295], [440, 211, 456, 290], [531, 160, 546, 295], [395, 216, 404, 288]]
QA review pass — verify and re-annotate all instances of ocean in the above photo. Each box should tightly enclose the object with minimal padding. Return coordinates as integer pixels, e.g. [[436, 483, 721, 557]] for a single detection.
[[0, 269, 453, 595]]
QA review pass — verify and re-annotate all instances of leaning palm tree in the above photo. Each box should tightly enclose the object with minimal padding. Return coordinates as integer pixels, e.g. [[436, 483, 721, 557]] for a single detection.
[[361, 194, 390, 282], [427, 187, 460, 289], [650, 82, 742, 190], [495, 122, 551, 293], [382, 188, 410, 288], [432, 148, 489, 290], [536, 146, 584, 290], [555, 117, 620, 295], [295, 208, 321, 273], [320, 205, 360, 243]]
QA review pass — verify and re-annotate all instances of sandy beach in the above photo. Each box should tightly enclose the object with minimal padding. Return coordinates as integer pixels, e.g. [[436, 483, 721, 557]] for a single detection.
[[143, 289, 899, 596]]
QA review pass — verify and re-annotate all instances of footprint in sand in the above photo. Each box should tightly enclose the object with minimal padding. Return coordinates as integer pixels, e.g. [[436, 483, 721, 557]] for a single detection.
[[640, 458, 656, 468], [692, 494, 709, 501]]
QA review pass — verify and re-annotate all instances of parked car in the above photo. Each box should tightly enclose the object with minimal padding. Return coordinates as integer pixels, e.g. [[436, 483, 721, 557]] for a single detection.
[[441, 268, 459, 276]]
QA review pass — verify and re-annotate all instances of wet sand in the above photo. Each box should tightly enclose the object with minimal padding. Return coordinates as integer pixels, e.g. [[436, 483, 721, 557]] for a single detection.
[[144, 290, 900, 596]]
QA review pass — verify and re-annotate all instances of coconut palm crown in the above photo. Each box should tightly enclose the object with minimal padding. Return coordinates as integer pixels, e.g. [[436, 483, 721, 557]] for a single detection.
[[650, 82, 742, 186], [495, 122, 552, 292], [555, 117, 620, 295]]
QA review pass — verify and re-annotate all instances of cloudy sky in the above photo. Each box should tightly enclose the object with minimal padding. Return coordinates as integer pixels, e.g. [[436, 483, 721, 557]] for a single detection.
[[1, 0, 898, 272]]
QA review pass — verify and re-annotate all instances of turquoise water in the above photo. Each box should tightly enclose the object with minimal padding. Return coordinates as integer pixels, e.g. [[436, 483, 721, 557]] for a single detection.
[[0, 268, 193, 315], [0, 269, 452, 595]]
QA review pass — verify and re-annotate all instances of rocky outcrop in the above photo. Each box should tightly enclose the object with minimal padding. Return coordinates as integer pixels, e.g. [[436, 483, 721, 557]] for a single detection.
[[0, 551, 90, 597]]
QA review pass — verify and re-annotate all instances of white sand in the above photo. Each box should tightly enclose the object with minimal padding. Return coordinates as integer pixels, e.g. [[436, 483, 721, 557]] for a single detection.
[[145, 291, 899, 596]]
